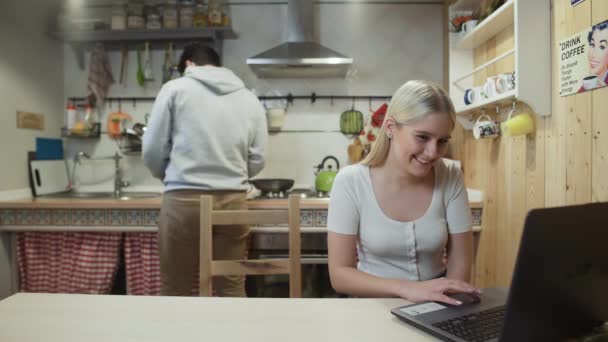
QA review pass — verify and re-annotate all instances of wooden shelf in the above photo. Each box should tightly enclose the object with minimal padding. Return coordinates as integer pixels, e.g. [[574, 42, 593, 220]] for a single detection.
[[455, 90, 516, 116], [52, 27, 237, 42], [52, 27, 237, 70], [456, 0, 514, 49], [448, 0, 551, 122]]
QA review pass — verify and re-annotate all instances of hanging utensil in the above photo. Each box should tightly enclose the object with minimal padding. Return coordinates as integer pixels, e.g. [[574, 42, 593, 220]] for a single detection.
[[136, 46, 145, 87], [143, 42, 154, 81], [119, 45, 128, 84]]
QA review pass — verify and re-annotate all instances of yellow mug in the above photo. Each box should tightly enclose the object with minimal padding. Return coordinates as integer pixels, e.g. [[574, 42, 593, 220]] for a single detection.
[[501, 111, 534, 137]]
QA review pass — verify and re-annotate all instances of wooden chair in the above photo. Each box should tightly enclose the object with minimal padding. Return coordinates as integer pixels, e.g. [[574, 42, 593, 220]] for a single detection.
[[199, 194, 302, 297]]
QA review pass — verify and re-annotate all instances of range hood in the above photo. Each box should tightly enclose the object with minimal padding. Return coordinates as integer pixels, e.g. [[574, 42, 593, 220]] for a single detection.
[[247, 0, 353, 78]]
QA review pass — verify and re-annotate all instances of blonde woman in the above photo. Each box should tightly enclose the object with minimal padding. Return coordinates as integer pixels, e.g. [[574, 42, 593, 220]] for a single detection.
[[327, 80, 480, 305]]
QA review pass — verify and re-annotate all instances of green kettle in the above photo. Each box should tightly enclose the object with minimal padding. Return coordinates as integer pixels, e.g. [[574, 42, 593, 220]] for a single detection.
[[315, 156, 340, 193]]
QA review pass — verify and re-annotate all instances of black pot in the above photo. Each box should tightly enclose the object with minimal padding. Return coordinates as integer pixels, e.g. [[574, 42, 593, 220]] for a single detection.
[[250, 179, 294, 193]]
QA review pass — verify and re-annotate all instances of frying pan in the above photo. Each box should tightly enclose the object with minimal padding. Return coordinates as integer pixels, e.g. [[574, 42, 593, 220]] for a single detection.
[[249, 179, 294, 193]]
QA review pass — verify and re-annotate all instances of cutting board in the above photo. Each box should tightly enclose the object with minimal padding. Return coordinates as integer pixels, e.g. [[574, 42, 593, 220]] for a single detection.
[[29, 160, 70, 196]]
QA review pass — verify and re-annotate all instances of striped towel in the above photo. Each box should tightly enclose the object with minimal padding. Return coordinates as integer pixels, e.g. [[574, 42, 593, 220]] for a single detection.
[[87, 43, 114, 106]]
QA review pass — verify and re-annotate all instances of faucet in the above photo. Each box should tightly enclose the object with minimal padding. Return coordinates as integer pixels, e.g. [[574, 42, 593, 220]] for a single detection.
[[70, 151, 129, 197], [113, 152, 130, 197]]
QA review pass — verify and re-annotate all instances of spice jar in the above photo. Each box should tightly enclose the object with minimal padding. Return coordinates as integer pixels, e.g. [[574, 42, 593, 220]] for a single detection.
[[193, 2, 207, 27], [163, 0, 178, 29], [127, 1, 145, 29], [207, 0, 222, 26], [111, 2, 127, 30], [179, 0, 194, 28]]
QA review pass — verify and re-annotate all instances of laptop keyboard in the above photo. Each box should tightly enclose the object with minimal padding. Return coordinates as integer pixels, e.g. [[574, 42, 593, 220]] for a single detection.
[[432, 306, 506, 342]]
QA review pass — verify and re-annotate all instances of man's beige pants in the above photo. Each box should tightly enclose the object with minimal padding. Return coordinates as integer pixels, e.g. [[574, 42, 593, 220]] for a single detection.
[[158, 190, 249, 297]]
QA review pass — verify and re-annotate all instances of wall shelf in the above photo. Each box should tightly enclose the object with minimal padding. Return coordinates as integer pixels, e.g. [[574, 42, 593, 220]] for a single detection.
[[455, 0, 514, 50], [454, 90, 515, 115], [52, 27, 237, 70], [448, 0, 551, 120]]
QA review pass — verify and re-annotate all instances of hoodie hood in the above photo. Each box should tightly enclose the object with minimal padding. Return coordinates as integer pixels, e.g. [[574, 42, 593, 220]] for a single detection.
[[185, 66, 245, 95]]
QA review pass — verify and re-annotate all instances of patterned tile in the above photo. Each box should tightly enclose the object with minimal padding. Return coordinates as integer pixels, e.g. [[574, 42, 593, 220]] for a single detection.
[[0, 209, 16, 225], [52, 210, 70, 225], [16, 209, 34, 225], [34, 209, 52, 225], [107, 210, 125, 226], [315, 210, 328, 227], [90, 209, 106, 226], [143, 209, 159, 226], [71, 209, 91, 225], [126, 210, 143, 226], [300, 210, 314, 227]]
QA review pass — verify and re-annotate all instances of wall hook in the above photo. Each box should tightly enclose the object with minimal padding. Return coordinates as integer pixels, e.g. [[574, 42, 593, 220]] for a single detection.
[[351, 96, 355, 110], [311, 92, 317, 104]]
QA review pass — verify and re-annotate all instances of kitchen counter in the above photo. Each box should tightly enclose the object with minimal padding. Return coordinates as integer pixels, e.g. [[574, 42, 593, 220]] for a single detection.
[[0, 293, 437, 342], [0, 196, 482, 210]]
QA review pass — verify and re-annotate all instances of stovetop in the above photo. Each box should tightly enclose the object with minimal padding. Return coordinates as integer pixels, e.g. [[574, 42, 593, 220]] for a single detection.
[[255, 188, 330, 200]]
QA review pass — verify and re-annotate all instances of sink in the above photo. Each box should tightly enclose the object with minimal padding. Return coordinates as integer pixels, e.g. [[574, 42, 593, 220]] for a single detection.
[[41, 191, 161, 200]]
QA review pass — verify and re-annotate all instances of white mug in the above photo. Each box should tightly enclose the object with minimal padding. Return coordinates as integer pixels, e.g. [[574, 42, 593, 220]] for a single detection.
[[484, 77, 498, 99], [497, 72, 515, 92], [464, 89, 476, 105], [462, 20, 478, 33], [583, 75, 600, 90], [473, 114, 500, 140]]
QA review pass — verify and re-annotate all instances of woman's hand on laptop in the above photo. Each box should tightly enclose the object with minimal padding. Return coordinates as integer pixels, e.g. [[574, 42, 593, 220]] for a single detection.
[[398, 277, 481, 305]]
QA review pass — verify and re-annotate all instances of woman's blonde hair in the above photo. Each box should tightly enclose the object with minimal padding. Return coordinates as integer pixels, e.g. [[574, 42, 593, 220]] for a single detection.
[[361, 80, 456, 167]]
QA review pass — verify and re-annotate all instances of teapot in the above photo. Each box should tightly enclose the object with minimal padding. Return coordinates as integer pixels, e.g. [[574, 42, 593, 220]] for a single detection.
[[314, 156, 340, 193]]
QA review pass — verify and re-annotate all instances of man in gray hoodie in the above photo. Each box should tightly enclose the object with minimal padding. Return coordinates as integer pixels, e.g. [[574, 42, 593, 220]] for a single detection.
[[143, 43, 267, 296]]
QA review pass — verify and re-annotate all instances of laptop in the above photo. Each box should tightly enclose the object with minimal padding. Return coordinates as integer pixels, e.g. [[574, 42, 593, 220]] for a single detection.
[[391, 202, 608, 342]]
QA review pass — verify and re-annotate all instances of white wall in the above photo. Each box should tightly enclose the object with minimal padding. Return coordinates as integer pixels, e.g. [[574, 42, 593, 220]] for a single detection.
[[0, 0, 64, 300], [63, 1, 444, 190], [0, 0, 64, 193]]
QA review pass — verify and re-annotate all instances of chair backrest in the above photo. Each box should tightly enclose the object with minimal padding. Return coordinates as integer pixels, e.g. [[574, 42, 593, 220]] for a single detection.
[[199, 194, 301, 297]]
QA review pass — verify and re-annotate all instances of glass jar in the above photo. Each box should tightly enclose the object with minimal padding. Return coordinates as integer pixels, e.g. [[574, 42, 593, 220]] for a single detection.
[[146, 14, 162, 29], [207, 0, 222, 26], [179, 0, 194, 28], [127, 2, 145, 29], [193, 2, 207, 28], [162, 0, 178, 29], [111, 2, 127, 30]]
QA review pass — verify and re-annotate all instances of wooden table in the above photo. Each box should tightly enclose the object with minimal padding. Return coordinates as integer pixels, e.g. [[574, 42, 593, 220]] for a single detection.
[[0, 293, 439, 342]]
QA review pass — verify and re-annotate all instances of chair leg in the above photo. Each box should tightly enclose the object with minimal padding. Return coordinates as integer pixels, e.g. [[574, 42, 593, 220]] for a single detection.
[[199, 196, 214, 296]]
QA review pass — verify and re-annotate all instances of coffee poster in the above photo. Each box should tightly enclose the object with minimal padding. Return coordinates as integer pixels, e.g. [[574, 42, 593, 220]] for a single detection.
[[559, 19, 608, 96]]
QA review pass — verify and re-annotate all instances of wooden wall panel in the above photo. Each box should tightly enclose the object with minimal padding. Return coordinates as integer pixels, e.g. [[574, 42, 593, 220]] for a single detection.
[[591, 1, 608, 202], [546, 0, 570, 207], [565, 3, 593, 205], [454, 0, 607, 288]]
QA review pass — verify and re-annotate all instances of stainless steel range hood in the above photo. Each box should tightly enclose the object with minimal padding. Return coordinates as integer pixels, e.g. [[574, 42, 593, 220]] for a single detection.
[[247, 0, 353, 78]]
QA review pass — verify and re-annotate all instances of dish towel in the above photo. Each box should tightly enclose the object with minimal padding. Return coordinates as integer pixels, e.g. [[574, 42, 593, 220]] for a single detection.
[[87, 43, 114, 106]]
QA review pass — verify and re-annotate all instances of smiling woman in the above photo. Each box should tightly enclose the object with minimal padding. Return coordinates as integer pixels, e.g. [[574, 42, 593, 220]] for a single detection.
[[327, 80, 480, 306]]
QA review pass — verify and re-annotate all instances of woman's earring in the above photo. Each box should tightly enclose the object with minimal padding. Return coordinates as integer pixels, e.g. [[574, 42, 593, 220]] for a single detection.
[[387, 133, 393, 140]]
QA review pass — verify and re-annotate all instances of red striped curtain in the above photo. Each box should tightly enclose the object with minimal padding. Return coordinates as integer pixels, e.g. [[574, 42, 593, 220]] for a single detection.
[[124, 232, 161, 295], [16, 232, 121, 294], [124, 233, 203, 296]]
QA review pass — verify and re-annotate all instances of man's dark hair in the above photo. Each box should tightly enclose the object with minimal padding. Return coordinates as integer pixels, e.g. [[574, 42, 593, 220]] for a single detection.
[[178, 43, 221, 74]]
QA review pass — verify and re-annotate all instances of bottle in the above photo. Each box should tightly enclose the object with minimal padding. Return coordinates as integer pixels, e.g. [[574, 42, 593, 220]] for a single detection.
[[84, 104, 95, 130], [163, 0, 178, 29], [66, 102, 77, 130], [193, 1, 207, 27], [179, 0, 194, 28]]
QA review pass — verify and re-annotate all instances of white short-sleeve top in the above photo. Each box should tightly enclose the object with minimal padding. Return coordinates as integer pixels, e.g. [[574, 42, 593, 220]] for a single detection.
[[327, 159, 472, 281]]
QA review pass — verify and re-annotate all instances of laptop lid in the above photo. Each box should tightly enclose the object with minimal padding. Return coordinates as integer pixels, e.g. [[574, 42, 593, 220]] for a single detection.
[[499, 202, 608, 341]]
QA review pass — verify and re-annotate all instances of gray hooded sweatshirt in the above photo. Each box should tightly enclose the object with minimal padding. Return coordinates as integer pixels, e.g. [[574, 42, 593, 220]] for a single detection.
[[143, 66, 267, 191]]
